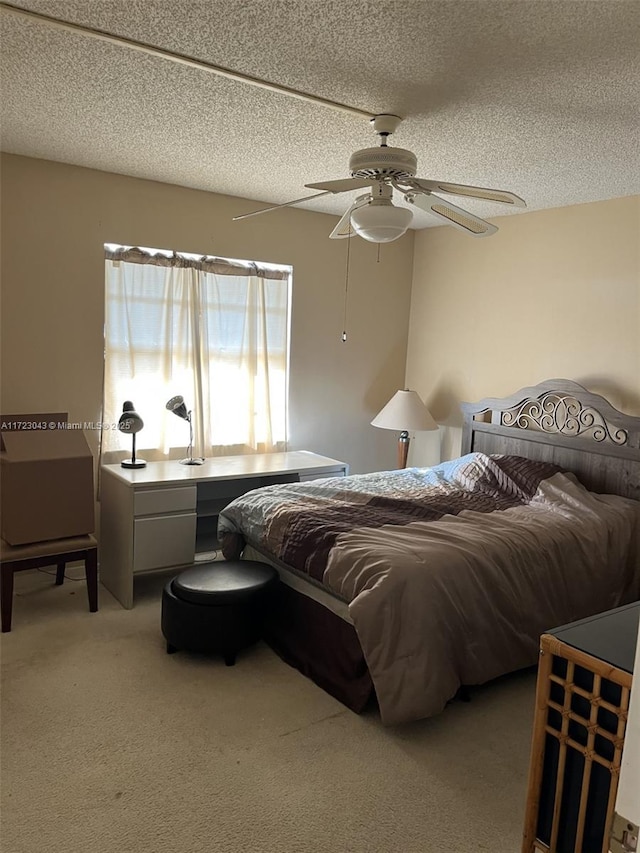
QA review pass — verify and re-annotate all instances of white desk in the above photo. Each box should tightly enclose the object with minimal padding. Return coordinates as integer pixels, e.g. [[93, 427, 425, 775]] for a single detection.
[[99, 451, 348, 608]]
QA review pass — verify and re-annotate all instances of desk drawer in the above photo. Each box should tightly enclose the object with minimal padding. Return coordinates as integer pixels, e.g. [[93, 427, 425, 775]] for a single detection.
[[133, 513, 196, 572], [134, 486, 197, 517]]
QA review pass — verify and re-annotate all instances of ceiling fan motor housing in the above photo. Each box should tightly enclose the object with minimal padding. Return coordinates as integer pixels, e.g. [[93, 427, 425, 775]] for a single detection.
[[349, 146, 418, 180]]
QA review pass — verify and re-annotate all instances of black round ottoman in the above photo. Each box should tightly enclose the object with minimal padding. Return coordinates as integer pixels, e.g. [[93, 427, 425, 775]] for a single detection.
[[161, 560, 279, 665]]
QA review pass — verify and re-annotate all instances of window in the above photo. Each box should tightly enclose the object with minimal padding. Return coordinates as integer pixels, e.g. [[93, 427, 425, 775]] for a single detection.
[[102, 244, 291, 462]]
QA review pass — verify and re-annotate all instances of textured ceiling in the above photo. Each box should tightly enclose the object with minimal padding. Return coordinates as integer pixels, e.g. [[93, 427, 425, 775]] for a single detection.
[[1, 0, 639, 232]]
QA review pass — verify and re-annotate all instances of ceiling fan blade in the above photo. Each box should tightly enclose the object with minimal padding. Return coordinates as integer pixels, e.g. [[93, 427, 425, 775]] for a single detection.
[[232, 191, 330, 221], [329, 208, 356, 239], [329, 195, 371, 239], [410, 179, 526, 208], [407, 193, 498, 237], [305, 177, 376, 193]]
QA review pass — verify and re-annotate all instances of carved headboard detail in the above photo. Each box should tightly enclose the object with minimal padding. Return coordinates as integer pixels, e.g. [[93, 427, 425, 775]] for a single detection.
[[460, 379, 640, 501], [500, 392, 629, 445]]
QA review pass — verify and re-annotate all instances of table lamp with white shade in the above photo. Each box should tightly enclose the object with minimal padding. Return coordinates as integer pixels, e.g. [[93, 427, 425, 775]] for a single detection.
[[371, 389, 438, 469]]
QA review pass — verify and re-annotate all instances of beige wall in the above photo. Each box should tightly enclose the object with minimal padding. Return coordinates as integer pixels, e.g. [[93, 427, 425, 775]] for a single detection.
[[3, 154, 637, 480], [0, 153, 415, 475], [406, 196, 640, 465]]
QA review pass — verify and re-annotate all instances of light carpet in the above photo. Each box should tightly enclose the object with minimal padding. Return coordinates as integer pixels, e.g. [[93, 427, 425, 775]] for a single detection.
[[0, 568, 537, 853]]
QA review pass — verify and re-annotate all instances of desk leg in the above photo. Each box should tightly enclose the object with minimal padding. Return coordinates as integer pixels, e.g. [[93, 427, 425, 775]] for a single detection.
[[99, 472, 135, 609]]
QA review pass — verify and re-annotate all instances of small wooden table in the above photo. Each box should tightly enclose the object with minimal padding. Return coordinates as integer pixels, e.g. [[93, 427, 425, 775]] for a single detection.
[[0, 534, 98, 632]]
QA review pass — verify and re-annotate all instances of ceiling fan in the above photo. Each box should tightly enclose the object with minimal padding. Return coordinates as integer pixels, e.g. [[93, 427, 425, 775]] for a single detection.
[[234, 115, 526, 243]]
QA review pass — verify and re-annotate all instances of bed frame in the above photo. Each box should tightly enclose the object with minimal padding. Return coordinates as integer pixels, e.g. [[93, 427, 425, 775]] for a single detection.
[[261, 378, 640, 715]]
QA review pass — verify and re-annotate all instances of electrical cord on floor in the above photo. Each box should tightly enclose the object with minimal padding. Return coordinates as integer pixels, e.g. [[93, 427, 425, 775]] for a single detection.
[[37, 567, 86, 582]]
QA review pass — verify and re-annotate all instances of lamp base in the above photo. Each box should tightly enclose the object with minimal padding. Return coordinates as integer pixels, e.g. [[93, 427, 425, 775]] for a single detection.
[[179, 457, 205, 466], [397, 431, 410, 469], [121, 458, 146, 469]]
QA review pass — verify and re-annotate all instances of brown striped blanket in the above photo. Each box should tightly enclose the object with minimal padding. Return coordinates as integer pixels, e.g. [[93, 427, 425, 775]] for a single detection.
[[218, 453, 640, 725]]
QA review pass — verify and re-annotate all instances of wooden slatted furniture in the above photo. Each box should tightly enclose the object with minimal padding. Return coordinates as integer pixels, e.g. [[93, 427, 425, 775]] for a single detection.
[[522, 602, 639, 853], [0, 534, 99, 632]]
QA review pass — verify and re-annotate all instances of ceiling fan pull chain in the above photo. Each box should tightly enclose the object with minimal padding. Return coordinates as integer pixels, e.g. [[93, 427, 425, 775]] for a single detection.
[[342, 228, 352, 342]]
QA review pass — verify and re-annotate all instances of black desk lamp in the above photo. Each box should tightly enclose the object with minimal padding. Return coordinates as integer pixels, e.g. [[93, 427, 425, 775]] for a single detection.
[[118, 401, 146, 469], [166, 395, 204, 465]]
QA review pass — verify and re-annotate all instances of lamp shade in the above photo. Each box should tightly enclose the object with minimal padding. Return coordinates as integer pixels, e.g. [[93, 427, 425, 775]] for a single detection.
[[166, 395, 189, 421], [165, 395, 204, 465], [118, 401, 144, 434], [350, 202, 412, 243], [371, 390, 438, 432], [118, 401, 146, 468]]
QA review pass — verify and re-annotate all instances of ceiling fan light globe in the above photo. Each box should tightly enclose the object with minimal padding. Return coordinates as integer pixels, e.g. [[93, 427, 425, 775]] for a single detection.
[[350, 203, 412, 243]]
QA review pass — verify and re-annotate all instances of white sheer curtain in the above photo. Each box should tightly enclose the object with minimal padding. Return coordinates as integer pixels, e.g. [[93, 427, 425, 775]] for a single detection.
[[102, 246, 290, 464]]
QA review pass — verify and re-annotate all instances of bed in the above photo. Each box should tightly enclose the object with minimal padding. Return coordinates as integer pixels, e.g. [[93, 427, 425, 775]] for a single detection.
[[217, 379, 640, 725]]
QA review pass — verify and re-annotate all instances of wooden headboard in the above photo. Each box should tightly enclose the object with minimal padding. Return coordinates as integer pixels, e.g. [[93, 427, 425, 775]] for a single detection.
[[460, 379, 640, 501]]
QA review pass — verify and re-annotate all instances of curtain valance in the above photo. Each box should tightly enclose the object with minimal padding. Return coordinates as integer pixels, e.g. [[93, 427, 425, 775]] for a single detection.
[[104, 245, 289, 280]]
